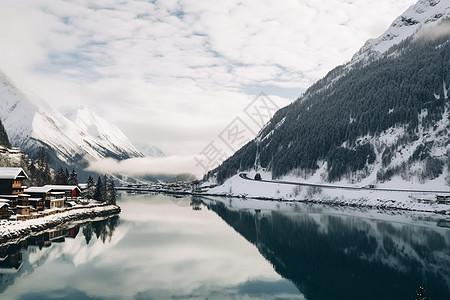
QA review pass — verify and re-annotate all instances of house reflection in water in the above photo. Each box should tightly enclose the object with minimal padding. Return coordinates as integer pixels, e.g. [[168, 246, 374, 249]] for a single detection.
[[0, 225, 80, 273], [0, 215, 119, 294]]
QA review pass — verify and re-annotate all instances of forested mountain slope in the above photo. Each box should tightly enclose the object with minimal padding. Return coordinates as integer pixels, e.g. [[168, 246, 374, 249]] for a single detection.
[[209, 1, 450, 187]]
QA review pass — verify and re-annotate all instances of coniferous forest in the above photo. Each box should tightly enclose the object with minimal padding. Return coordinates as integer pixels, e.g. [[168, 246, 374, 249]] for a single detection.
[[210, 34, 450, 184]]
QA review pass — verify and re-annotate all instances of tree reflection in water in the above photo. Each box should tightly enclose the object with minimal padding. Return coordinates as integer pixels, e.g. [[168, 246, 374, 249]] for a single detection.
[[203, 198, 450, 300]]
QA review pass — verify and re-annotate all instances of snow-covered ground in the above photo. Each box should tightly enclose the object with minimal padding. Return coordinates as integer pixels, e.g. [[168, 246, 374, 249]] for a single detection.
[[207, 169, 450, 215], [0, 204, 120, 246]]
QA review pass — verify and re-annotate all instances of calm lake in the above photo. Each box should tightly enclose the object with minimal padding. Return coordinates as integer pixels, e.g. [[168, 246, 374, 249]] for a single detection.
[[0, 193, 449, 300]]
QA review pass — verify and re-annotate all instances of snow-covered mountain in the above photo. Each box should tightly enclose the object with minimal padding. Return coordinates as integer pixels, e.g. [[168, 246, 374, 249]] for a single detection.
[[133, 142, 165, 158], [208, 0, 450, 189], [0, 70, 146, 169], [353, 0, 450, 63]]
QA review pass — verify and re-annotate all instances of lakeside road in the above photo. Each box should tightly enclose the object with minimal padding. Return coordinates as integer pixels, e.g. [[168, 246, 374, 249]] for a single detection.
[[239, 173, 450, 195]]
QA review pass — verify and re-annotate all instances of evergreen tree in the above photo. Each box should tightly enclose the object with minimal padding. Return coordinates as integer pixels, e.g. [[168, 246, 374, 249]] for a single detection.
[[84, 175, 96, 199], [106, 176, 117, 205], [68, 169, 78, 185], [65, 168, 70, 184], [102, 175, 108, 202], [55, 167, 64, 184], [87, 175, 95, 188], [93, 176, 104, 202], [31, 147, 53, 186], [0, 119, 11, 148]]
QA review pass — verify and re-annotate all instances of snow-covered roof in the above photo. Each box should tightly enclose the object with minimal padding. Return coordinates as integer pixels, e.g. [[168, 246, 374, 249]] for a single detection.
[[0, 168, 28, 180], [43, 185, 81, 192], [28, 198, 43, 201], [78, 183, 88, 189], [24, 186, 52, 193], [0, 195, 17, 199], [0, 203, 9, 208], [0, 198, 10, 202], [50, 198, 65, 201]]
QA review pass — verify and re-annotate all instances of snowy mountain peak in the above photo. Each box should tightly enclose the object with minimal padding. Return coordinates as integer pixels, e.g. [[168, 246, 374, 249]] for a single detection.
[[0, 69, 155, 170], [134, 142, 166, 158], [352, 0, 450, 63]]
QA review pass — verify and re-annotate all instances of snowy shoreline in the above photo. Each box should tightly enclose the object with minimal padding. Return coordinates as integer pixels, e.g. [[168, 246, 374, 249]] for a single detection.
[[0, 204, 121, 246], [206, 171, 450, 216]]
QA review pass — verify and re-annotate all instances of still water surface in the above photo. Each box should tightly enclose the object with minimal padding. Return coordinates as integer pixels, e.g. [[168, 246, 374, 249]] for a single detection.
[[0, 193, 449, 300]]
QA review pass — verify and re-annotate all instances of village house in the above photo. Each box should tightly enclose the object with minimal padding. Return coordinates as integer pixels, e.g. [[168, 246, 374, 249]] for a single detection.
[[0, 168, 28, 195], [28, 198, 45, 211], [0, 201, 11, 219], [25, 185, 81, 209], [14, 205, 34, 216], [48, 194, 65, 209], [18, 194, 30, 206], [0, 195, 19, 208], [43, 185, 81, 199], [24, 186, 53, 202]]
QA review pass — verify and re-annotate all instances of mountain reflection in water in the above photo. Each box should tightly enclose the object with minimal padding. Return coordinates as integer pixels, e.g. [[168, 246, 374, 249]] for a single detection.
[[0, 194, 449, 300], [202, 197, 450, 300]]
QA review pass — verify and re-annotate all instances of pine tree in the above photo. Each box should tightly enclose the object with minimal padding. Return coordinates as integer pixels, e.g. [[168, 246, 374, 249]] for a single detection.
[[106, 177, 117, 205], [84, 175, 96, 199], [55, 167, 64, 184], [87, 175, 95, 188], [31, 147, 53, 186], [68, 169, 78, 185], [93, 176, 104, 202], [101, 175, 108, 203], [65, 168, 70, 184], [0, 119, 11, 148]]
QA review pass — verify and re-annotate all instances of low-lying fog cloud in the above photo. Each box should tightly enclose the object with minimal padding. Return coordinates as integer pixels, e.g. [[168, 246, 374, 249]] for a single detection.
[[87, 156, 204, 179]]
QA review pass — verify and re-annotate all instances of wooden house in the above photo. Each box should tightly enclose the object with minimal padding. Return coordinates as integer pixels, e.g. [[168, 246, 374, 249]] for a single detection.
[[0, 202, 11, 219], [18, 194, 30, 206], [43, 185, 81, 199], [14, 205, 33, 216], [28, 198, 45, 211], [24, 186, 52, 202], [0, 168, 29, 195], [48, 197, 65, 209]]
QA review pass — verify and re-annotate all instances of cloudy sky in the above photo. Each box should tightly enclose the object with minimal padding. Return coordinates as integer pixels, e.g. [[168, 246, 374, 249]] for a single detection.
[[0, 0, 416, 177]]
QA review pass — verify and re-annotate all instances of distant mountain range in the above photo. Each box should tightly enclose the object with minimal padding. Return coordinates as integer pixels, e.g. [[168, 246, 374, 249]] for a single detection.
[[0, 70, 163, 177], [209, 0, 450, 188]]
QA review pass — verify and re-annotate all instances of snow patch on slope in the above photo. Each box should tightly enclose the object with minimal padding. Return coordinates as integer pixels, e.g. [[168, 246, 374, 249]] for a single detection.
[[133, 142, 165, 158], [353, 0, 450, 63]]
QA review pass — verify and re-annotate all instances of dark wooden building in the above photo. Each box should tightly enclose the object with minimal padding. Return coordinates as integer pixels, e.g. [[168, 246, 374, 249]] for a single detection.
[[0, 202, 11, 219], [0, 168, 28, 195]]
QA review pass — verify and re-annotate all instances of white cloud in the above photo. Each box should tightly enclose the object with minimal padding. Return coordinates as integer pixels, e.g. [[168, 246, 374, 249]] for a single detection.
[[86, 155, 203, 178], [0, 0, 417, 168]]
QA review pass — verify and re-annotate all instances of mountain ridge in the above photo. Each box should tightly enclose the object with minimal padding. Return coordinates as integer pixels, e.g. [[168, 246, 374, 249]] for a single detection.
[[0, 70, 161, 177], [208, 0, 450, 188]]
